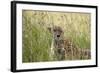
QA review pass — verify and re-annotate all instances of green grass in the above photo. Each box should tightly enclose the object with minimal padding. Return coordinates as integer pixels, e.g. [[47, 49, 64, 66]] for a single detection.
[[22, 10, 91, 62]]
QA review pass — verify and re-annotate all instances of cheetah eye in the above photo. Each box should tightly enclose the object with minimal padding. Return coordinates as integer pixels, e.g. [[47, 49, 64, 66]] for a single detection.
[[59, 30, 62, 32], [53, 29, 56, 32]]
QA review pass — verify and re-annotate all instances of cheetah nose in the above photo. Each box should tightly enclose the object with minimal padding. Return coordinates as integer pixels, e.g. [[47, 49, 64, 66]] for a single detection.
[[57, 35, 60, 37]]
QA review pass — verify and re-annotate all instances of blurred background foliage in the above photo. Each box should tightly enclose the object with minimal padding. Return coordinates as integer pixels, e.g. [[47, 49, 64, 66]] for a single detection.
[[22, 10, 91, 62]]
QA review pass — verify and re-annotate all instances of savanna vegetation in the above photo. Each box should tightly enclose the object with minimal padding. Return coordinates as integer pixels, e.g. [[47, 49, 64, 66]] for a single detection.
[[22, 10, 91, 63]]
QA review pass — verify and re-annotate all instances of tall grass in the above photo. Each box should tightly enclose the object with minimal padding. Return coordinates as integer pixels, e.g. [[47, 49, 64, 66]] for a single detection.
[[22, 10, 91, 62]]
